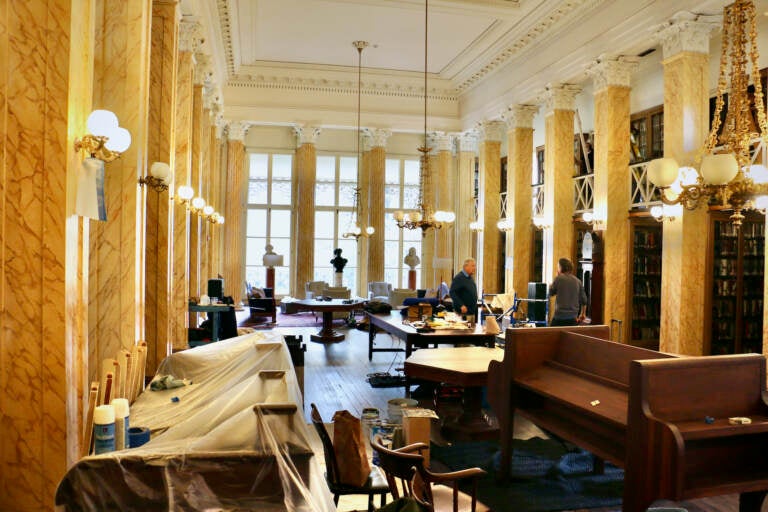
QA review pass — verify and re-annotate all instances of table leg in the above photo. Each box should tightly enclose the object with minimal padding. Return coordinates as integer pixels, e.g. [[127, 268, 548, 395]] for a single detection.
[[310, 311, 345, 343], [440, 385, 498, 441], [211, 312, 220, 342], [368, 324, 375, 360]]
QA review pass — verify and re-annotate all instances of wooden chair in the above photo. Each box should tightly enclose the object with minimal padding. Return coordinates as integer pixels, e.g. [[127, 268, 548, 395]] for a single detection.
[[370, 437, 489, 512], [309, 404, 389, 512]]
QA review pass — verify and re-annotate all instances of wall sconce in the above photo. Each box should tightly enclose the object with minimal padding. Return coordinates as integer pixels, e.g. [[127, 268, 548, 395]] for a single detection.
[[202, 205, 214, 218], [190, 196, 206, 215], [208, 212, 225, 225], [139, 162, 172, 192], [174, 185, 194, 207], [469, 220, 483, 232], [74, 110, 131, 162], [532, 216, 551, 230], [650, 204, 682, 223], [580, 211, 606, 231], [496, 218, 514, 232]]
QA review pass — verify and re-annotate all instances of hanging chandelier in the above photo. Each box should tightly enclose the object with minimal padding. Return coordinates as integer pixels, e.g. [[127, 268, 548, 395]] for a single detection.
[[647, 0, 768, 227], [342, 40, 375, 240], [393, 0, 454, 236]]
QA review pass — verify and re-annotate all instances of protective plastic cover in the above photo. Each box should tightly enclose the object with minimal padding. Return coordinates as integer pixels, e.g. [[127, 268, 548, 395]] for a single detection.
[[55, 332, 335, 511]]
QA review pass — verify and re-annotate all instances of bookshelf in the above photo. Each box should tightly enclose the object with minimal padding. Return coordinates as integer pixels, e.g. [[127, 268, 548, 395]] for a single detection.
[[708, 212, 764, 355], [628, 218, 662, 349]]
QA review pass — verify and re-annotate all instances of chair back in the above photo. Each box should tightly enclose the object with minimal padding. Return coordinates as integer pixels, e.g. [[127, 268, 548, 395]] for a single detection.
[[323, 286, 351, 299], [371, 437, 431, 505], [309, 403, 341, 486], [369, 282, 392, 298], [306, 281, 327, 298]]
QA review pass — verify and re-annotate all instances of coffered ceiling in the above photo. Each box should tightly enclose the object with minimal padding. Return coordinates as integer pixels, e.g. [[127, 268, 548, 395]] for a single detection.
[[182, 0, 768, 132]]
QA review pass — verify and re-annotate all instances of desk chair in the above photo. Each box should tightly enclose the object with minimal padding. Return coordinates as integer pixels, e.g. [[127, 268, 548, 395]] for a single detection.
[[370, 437, 489, 512], [369, 281, 392, 302], [309, 404, 389, 512]]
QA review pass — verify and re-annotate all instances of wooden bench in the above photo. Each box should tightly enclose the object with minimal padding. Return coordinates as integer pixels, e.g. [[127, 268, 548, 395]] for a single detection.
[[486, 326, 768, 512]]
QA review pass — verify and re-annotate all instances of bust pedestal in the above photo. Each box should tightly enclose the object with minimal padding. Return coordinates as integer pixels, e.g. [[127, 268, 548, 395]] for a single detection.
[[408, 269, 417, 290], [266, 267, 275, 290], [334, 272, 343, 287]]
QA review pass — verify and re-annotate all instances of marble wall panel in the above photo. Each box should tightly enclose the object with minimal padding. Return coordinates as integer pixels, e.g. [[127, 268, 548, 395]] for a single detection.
[[295, 143, 316, 298], [434, 149, 454, 284], [189, 84, 203, 299], [145, 0, 178, 372], [509, 127, 534, 297], [544, 110, 576, 282], [480, 141, 502, 293], [368, 146, 385, 283], [455, 151, 477, 265], [172, 49, 193, 349], [593, 86, 631, 338], [659, 51, 709, 355]]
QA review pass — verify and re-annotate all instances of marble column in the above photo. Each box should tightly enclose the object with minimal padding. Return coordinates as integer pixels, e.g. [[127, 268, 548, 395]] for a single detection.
[[367, 129, 389, 284], [0, 0, 95, 508], [588, 57, 638, 340], [359, 136, 371, 295], [223, 122, 249, 301], [189, 79, 204, 301], [198, 87, 214, 284], [169, 19, 198, 350], [503, 105, 539, 297], [421, 144, 436, 289], [456, 133, 479, 267], [477, 121, 505, 294], [145, 0, 179, 374], [543, 84, 581, 282], [433, 132, 455, 286], [209, 120, 225, 277], [294, 126, 321, 298], [655, 16, 719, 355]]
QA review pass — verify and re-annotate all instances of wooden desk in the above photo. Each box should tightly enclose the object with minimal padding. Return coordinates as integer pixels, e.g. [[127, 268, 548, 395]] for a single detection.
[[366, 311, 497, 360], [292, 299, 364, 343], [189, 304, 233, 342], [405, 346, 503, 440]]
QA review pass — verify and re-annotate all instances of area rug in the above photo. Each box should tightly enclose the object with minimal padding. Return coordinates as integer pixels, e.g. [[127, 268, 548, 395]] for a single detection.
[[429, 437, 624, 512], [240, 312, 351, 329]]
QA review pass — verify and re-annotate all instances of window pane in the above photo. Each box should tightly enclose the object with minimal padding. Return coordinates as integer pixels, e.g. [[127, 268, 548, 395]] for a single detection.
[[272, 154, 292, 179], [315, 182, 335, 206], [315, 239, 335, 269], [385, 241, 400, 267], [404, 229, 422, 243], [248, 180, 268, 204], [339, 156, 357, 182], [384, 185, 400, 209], [271, 179, 291, 205], [338, 184, 356, 207], [270, 209, 292, 236], [385, 159, 400, 184], [338, 210, 355, 234], [384, 268, 399, 288], [316, 156, 335, 181], [404, 160, 420, 184], [245, 266, 265, 289], [337, 240, 357, 267], [275, 267, 290, 295], [249, 154, 268, 179], [403, 186, 419, 210], [384, 219, 400, 239], [342, 268, 357, 292], [246, 237, 266, 265], [247, 209, 267, 237], [271, 238, 291, 259], [315, 211, 335, 239]]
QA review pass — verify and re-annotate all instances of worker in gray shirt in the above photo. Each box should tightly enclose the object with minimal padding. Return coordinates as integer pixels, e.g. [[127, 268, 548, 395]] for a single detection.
[[548, 257, 587, 326]]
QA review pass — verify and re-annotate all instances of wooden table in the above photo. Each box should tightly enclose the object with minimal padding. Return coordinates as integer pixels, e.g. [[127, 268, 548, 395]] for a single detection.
[[405, 346, 504, 440], [366, 311, 497, 360], [189, 304, 233, 342], [292, 299, 364, 343]]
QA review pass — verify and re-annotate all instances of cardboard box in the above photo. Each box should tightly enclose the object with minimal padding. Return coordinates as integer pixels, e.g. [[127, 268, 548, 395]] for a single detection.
[[402, 408, 438, 467]]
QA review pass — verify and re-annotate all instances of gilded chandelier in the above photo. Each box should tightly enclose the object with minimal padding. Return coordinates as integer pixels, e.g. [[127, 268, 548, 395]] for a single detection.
[[647, 0, 768, 226]]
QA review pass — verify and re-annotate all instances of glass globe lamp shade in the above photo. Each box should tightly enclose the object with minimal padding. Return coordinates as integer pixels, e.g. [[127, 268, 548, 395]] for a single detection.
[[177, 185, 194, 201], [434, 211, 445, 222], [104, 126, 131, 153], [444, 211, 455, 223], [393, 210, 404, 221], [647, 158, 680, 188], [150, 162, 171, 182], [191, 197, 206, 210], [411, 211, 422, 222], [650, 205, 663, 219], [86, 110, 118, 137], [203, 205, 214, 216], [582, 211, 594, 223], [365, 226, 375, 235], [218, 216, 225, 224], [700, 153, 738, 185]]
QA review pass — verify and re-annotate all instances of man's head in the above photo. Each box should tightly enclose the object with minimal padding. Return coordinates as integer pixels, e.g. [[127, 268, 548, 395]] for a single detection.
[[462, 258, 476, 276], [558, 258, 573, 274]]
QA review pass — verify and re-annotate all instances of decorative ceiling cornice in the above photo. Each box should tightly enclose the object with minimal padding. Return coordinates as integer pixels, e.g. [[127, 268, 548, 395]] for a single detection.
[[216, 0, 237, 76], [227, 75, 458, 101], [454, 0, 609, 94]]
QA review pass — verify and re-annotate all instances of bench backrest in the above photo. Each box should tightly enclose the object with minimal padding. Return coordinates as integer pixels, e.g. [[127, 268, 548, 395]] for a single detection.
[[504, 325, 611, 373], [555, 331, 676, 388], [631, 354, 768, 421]]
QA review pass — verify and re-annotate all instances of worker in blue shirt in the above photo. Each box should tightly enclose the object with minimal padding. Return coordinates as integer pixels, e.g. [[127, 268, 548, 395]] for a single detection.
[[449, 258, 478, 322]]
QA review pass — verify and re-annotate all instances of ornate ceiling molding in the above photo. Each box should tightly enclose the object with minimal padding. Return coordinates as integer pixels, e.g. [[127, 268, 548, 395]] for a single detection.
[[653, 11, 722, 59], [365, 128, 392, 149], [502, 104, 539, 130], [216, 0, 237, 76], [294, 125, 322, 146], [454, 0, 609, 94], [586, 55, 640, 92], [179, 17, 204, 53], [430, 132, 455, 153], [457, 132, 479, 153], [227, 74, 457, 102], [226, 121, 250, 142]]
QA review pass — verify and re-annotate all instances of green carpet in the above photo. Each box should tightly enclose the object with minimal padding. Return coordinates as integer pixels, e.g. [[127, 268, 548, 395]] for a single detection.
[[430, 437, 624, 512]]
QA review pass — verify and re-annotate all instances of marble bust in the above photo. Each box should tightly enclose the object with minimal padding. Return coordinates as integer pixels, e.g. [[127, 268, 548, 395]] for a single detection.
[[404, 247, 420, 270]]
